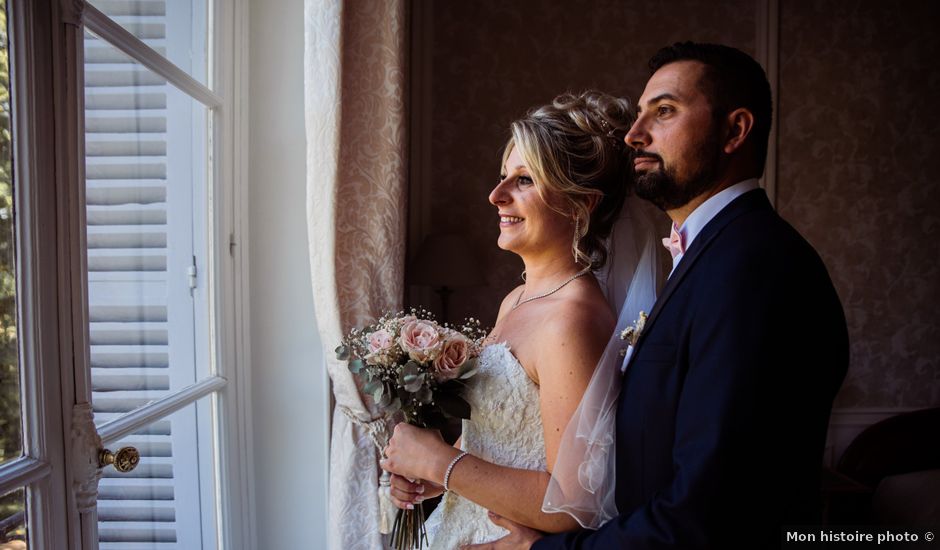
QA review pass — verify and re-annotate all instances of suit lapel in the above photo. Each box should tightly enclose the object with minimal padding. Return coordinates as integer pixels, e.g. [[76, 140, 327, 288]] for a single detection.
[[631, 189, 772, 354]]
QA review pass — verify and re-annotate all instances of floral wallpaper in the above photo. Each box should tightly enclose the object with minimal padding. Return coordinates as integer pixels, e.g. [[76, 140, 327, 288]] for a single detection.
[[409, 0, 940, 409], [777, 0, 940, 408]]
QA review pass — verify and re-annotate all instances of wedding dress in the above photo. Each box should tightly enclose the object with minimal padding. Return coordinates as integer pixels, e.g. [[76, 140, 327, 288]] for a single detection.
[[422, 197, 661, 544], [424, 342, 546, 549]]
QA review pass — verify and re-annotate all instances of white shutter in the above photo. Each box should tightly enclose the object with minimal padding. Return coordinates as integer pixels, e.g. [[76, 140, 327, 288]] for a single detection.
[[85, 1, 210, 548]]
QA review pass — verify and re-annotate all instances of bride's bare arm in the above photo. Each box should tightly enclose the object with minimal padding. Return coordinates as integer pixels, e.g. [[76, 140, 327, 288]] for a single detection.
[[382, 303, 612, 533]]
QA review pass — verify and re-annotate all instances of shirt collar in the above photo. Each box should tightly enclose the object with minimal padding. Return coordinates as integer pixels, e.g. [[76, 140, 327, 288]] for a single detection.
[[677, 178, 760, 250]]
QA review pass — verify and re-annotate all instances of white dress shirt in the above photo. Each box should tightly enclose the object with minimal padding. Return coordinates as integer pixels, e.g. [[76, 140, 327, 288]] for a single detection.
[[670, 178, 760, 274]]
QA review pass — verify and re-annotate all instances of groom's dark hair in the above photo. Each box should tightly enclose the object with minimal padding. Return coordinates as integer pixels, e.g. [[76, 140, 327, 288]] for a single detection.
[[649, 42, 773, 175]]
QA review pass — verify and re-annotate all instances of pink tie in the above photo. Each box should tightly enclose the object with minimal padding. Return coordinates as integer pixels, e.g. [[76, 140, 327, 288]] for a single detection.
[[662, 224, 685, 259]]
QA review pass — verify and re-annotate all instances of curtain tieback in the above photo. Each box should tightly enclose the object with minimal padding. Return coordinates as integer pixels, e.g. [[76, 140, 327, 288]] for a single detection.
[[337, 405, 397, 533], [337, 404, 391, 452]]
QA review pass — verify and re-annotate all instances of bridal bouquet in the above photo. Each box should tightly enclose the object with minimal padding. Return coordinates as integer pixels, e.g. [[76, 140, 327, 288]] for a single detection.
[[335, 309, 487, 549]]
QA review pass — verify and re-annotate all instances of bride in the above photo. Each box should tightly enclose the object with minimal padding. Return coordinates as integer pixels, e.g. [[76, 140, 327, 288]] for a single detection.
[[380, 91, 660, 548]]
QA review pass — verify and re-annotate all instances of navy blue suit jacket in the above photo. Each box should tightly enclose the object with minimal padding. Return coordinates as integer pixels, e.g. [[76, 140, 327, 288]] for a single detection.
[[534, 189, 848, 549]]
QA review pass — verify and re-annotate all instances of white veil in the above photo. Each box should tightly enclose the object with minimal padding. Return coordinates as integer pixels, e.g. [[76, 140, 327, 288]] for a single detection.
[[541, 194, 662, 529]]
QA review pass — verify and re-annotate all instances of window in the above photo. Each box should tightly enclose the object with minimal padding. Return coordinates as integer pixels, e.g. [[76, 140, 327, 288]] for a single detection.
[[84, 8, 215, 543], [0, 1, 25, 545], [0, 0, 251, 547]]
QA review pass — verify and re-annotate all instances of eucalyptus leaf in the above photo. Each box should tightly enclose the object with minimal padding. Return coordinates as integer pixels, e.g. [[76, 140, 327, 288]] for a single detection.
[[399, 361, 424, 391], [458, 367, 478, 380], [348, 358, 365, 374], [402, 361, 421, 378], [416, 386, 433, 404], [457, 358, 478, 379], [396, 386, 409, 402], [335, 345, 350, 361], [377, 384, 392, 408], [403, 373, 425, 393], [362, 379, 382, 395]]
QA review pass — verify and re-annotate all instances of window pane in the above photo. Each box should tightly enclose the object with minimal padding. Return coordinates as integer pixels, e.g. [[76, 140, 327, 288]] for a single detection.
[[0, 0, 22, 467], [84, 31, 212, 422], [0, 488, 27, 549], [87, 0, 209, 87], [97, 396, 217, 549]]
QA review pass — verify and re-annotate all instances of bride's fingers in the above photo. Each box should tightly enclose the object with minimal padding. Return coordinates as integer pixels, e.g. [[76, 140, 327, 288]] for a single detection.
[[389, 484, 415, 499], [390, 484, 426, 503], [390, 474, 425, 495], [389, 493, 415, 510]]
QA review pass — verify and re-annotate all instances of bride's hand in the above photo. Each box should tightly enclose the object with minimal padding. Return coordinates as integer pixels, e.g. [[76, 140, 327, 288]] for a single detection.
[[388, 474, 444, 510], [380, 423, 459, 483]]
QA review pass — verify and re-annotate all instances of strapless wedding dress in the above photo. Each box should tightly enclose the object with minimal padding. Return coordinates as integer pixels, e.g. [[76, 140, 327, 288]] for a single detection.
[[424, 342, 547, 549]]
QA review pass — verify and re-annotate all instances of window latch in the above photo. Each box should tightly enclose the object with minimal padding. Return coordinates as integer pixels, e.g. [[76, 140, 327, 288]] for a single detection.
[[188, 256, 198, 289]]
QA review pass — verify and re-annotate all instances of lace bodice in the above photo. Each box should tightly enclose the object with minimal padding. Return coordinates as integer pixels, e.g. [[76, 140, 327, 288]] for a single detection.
[[425, 343, 546, 549]]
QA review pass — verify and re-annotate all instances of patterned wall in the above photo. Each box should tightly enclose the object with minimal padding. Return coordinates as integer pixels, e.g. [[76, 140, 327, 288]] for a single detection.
[[777, 0, 940, 408], [410, 0, 940, 408], [412, 0, 756, 325]]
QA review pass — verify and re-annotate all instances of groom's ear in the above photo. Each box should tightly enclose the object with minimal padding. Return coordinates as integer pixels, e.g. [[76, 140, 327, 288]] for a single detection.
[[722, 108, 755, 155]]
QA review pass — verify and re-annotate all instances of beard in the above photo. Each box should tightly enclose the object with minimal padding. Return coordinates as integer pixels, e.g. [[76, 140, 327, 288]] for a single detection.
[[633, 134, 723, 212]]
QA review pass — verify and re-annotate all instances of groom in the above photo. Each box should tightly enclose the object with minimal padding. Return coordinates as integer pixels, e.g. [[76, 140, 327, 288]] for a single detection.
[[472, 42, 849, 549]]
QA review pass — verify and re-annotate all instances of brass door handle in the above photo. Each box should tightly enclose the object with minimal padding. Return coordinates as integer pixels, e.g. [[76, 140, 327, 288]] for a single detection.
[[98, 446, 140, 473]]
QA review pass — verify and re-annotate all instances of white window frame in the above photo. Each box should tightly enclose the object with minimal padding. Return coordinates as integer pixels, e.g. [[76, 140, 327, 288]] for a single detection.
[[83, 1, 256, 548], [0, 0, 255, 547], [3, 1, 76, 547], [209, 0, 256, 546]]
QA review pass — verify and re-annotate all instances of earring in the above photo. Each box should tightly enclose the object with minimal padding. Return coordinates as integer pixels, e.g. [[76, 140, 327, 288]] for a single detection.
[[573, 216, 582, 262]]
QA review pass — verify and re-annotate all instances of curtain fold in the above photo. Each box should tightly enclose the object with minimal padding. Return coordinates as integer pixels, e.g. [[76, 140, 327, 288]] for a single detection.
[[304, 0, 407, 548]]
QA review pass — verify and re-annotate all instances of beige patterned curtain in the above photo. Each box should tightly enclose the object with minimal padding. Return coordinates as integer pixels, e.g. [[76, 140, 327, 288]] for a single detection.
[[304, 0, 407, 548]]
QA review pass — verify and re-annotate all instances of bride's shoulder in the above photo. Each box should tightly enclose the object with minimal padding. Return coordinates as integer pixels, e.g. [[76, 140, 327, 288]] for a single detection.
[[494, 284, 526, 321], [539, 292, 613, 341], [526, 293, 613, 384]]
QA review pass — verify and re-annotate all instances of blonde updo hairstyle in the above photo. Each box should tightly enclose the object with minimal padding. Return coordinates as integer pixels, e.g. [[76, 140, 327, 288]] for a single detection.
[[503, 90, 635, 270]]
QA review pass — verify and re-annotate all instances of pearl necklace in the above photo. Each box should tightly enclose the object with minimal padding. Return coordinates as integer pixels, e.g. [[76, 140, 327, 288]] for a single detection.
[[512, 267, 592, 311]]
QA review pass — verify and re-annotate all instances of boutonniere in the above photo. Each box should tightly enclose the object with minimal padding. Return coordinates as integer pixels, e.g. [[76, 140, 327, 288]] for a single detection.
[[619, 311, 648, 357]]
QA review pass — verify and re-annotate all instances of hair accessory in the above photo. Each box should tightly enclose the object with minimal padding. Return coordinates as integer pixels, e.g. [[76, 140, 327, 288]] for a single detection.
[[597, 117, 618, 139], [597, 118, 612, 134], [443, 451, 470, 492]]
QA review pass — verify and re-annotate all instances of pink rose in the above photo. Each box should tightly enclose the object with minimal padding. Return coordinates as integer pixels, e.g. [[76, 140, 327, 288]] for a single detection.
[[433, 334, 469, 381], [368, 329, 394, 354], [399, 320, 443, 362]]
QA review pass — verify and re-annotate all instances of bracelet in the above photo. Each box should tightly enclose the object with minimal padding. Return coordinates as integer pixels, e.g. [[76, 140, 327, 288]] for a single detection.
[[442, 451, 469, 492]]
